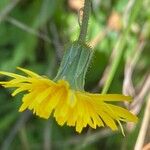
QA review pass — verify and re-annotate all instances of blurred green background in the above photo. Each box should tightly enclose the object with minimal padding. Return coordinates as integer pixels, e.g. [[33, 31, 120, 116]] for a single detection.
[[0, 0, 149, 150]]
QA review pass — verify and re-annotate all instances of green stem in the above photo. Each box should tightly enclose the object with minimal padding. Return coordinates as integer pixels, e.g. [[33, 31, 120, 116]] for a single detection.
[[78, 0, 91, 42], [102, 0, 142, 94]]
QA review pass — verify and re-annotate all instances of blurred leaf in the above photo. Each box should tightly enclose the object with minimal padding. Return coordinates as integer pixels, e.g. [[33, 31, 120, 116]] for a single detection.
[[0, 112, 17, 131]]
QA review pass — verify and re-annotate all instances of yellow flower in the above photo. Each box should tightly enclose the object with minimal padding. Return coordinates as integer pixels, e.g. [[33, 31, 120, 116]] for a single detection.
[[0, 67, 138, 133]]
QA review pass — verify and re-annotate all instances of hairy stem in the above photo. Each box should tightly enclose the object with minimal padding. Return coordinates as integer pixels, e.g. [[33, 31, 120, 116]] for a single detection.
[[78, 0, 91, 42]]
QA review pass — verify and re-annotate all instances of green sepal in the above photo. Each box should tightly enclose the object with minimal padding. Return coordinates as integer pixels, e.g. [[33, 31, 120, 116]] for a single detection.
[[54, 41, 93, 91]]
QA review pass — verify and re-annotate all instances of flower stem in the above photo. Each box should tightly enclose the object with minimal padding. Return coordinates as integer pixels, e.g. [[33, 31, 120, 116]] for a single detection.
[[78, 0, 91, 42], [102, 0, 142, 94]]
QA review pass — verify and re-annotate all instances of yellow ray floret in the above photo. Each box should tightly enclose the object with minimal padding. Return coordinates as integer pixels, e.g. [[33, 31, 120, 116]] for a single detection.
[[0, 68, 138, 133]]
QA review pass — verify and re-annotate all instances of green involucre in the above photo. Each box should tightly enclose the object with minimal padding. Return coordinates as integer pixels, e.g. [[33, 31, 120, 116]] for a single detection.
[[55, 42, 93, 91]]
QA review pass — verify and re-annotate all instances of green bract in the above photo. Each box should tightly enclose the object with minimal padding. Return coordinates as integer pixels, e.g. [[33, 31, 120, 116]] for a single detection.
[[55, 42, 93, 91]]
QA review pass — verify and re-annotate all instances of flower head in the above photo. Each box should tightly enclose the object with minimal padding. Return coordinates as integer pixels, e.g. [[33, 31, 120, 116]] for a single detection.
[[0, 67, 137, 133], [0, 42, 138, 134]]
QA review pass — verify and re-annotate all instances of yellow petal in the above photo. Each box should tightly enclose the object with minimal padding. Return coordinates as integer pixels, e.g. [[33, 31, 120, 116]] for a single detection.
[[0, 71, 26, 79], [54, 88, 69, 120], [67, 109, 77, 126], [28, 87, 52, 110], [17, 67, 41, 78], [87, 93, 132, 102], [98, 110, 118, 131], [11, 83, 31, 96], [107, 104, 138, 122], [76, 116, 84, 133], [19, 92, 36, 112], [67, 90, 77, 107]]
